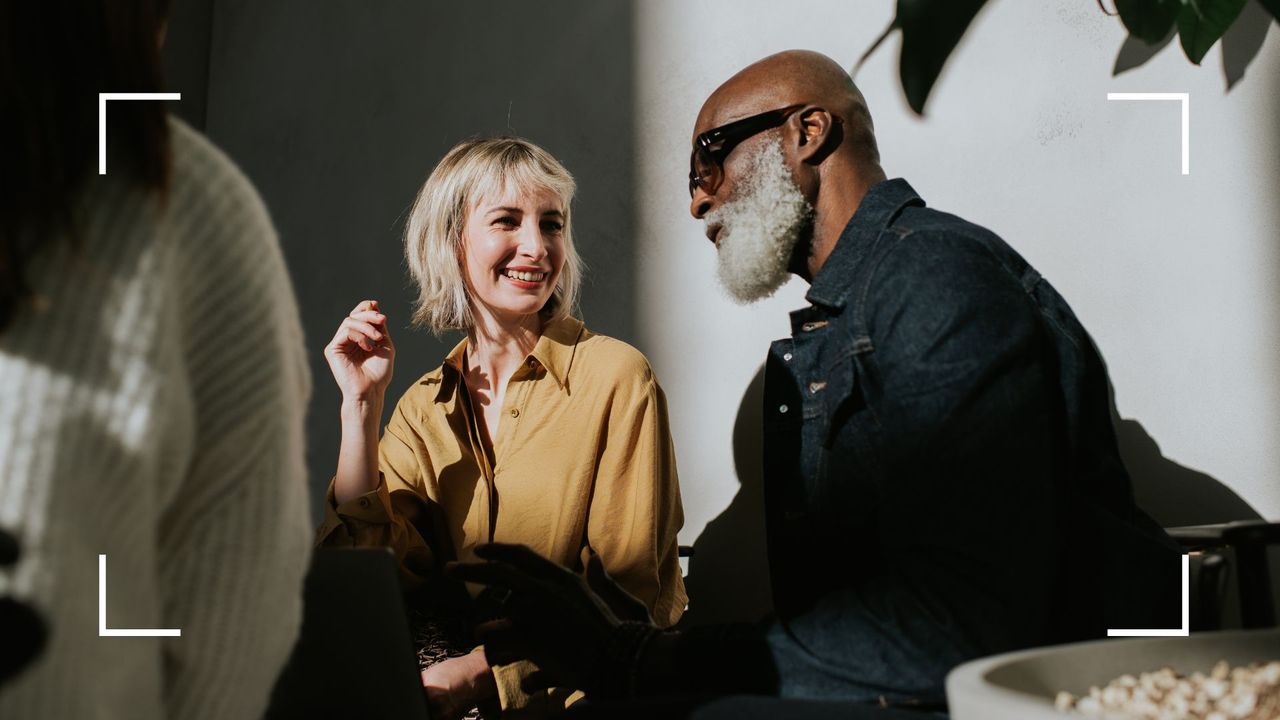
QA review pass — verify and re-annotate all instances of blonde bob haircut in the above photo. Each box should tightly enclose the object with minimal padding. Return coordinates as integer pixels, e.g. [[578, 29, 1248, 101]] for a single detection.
[[403, 136, 582, 334]]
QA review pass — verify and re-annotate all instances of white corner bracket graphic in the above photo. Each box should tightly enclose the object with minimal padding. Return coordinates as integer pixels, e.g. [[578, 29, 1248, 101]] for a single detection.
[[98, 92, 182, 175], [1107, 554, 1190, 637], [1106, 92, 1190, 175], [98, 554, 181, 637]]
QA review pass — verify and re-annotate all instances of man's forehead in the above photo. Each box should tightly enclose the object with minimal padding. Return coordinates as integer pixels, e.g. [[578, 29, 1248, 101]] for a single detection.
[[693, 81, 791, 140]]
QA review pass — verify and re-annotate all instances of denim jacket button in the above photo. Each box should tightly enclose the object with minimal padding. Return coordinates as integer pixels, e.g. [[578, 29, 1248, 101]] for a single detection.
[[779, 404, 789, 414], [783, 352, 793, 362]]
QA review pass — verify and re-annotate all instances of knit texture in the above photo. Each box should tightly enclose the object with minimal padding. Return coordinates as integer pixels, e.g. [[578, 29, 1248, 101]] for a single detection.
[[0, 118, 312, 719]]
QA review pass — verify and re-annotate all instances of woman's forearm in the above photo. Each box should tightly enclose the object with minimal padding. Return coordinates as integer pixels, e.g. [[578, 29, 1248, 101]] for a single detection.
[[333, 397, 383, 504]]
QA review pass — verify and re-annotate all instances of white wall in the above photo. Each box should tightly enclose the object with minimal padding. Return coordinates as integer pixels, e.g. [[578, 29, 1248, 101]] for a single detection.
[[633, 0, 1280, 552]]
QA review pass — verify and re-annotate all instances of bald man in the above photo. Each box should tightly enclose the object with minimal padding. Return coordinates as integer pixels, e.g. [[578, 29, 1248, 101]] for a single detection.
[[452, 50, 1181, 715]]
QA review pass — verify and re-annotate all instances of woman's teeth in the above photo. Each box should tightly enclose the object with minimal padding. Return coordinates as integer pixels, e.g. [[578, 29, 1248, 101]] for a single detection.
[[503, 269, 546, 282]]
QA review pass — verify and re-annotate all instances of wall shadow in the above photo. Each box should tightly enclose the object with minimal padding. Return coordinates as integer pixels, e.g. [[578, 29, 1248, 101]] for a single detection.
[[681, 366, 773, 627], [1111, 0, 1272, 86], [680, 370, 1265, 626], [1109, 384, 1262, 527], [1221, 0, 1274, 90], [1112, 28, 1176, 76]]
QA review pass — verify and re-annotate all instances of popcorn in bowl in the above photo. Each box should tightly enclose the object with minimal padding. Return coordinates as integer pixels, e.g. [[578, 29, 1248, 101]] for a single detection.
[[1055, 660, 1280, 720]]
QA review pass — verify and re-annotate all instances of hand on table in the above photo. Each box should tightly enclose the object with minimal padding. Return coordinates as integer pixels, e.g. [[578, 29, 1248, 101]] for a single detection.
[[420, 649, 496, 720]]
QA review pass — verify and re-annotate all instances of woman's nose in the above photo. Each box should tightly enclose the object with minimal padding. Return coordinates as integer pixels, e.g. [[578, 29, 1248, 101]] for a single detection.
[[517, 221, 548, 260]]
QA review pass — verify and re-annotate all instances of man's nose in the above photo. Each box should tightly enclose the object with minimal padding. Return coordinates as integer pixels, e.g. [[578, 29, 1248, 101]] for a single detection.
[[690, 187, 714, 220]]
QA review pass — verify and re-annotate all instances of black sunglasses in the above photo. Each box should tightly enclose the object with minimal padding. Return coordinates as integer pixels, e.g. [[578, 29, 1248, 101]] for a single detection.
[[688, 104, 805, 198]]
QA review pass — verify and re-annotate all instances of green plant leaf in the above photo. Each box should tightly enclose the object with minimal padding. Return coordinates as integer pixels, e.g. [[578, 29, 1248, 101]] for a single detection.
[[1116, 0, 1185, 43], [894, 0, 989, 115], [1257, 0, 1280, 22], [1178, 0, 1248, 64]]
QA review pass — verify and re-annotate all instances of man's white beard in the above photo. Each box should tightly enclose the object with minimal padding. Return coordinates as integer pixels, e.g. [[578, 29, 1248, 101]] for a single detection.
[[706, 139, 814, 304]]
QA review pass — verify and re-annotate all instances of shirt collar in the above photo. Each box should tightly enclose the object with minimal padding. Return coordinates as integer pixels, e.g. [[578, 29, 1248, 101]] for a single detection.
[[528, 314, 584, 390], [430, 315, 584, 402], [804, 178, 925, 310], [440, 337, 468, 374], [427, 338, 468, 404]]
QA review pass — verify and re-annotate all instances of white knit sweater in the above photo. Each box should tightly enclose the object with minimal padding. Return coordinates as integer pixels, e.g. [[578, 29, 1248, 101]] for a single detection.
[[0, 119, 312, 719]]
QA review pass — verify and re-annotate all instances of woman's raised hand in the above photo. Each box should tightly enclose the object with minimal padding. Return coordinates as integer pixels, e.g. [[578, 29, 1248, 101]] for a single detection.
[[324, 299, 395, 402]]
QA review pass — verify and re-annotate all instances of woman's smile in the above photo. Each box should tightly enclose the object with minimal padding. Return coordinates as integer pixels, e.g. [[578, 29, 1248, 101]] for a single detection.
[[500, 266, 549, 287]]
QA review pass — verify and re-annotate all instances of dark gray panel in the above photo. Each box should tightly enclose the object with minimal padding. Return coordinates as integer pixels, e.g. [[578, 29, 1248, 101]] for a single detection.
[[161, 0, 214, 128], [199, 0, 636, 519]]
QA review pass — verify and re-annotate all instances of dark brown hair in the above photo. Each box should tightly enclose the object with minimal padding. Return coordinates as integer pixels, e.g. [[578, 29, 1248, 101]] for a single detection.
[[0, 0, 173, 331]]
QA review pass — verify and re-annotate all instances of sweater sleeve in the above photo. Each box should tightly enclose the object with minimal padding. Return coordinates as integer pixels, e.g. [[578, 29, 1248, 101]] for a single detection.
[[154, 135, 313, 720]]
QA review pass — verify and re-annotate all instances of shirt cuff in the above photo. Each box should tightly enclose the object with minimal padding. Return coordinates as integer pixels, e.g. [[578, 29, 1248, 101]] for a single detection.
[[315, 474, 394, 544], [492, 659, 540, 715], [490, 658, 581, 716]]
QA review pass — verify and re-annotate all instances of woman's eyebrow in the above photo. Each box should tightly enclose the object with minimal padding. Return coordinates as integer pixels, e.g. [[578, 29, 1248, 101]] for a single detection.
[[486, 206, 524, 216]]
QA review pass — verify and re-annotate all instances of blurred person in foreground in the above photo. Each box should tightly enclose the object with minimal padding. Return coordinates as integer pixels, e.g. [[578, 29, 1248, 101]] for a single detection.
[[450, 50, 1181, 717], [315, 137, 686, 719], [0, 1, 312, 717]]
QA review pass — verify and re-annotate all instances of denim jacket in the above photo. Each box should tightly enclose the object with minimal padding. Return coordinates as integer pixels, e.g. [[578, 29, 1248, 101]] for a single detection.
[[678, 179, 1181, 707]]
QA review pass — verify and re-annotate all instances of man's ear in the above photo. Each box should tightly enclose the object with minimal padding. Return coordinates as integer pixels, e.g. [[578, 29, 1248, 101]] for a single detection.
[[793, 107, 840, 165]]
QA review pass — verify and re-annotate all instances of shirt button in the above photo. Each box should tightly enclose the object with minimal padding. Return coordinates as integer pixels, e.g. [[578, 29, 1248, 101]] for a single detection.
[[510, 408, 520, 418], [779, 404, 789, 414], [783, 352, 793, 362], [527, 358, 536, 367], [358, 497, 370, 509]]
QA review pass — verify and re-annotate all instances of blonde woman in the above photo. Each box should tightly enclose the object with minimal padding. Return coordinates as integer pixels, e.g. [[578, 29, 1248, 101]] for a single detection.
[[316, 137, 686, 719]]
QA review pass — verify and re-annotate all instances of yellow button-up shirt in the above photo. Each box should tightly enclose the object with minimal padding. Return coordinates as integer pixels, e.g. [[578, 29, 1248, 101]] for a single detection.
[[316, 316, 686, 715]]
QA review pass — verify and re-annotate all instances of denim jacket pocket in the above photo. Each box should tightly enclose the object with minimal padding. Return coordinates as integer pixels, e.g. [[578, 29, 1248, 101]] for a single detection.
[[808, 351, 879, 531], [820, 351, 869, 449]]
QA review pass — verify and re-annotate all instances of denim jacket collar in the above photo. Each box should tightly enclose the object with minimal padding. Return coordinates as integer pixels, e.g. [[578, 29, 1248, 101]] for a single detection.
[[805, 178, 925, 310]]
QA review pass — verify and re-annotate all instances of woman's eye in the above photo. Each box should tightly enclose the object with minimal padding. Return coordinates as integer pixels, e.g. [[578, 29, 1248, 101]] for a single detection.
[[494, 216, 519, 228], [542, 221, 564, 233]]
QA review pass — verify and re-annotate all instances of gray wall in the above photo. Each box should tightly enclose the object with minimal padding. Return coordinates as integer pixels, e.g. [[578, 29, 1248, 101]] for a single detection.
[[167, 0, 637, 521]]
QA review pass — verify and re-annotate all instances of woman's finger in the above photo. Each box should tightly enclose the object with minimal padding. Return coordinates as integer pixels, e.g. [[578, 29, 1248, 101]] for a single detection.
[[345, 329, 373, 352], [349, 309, 386, 326], [340, 318, 383, 341], [327, 314, 381, 353], [349, 299, 379, 315]]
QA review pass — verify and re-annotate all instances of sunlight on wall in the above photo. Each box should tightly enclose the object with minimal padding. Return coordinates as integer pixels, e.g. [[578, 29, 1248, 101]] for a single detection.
[[633, 1, 1280, 550]]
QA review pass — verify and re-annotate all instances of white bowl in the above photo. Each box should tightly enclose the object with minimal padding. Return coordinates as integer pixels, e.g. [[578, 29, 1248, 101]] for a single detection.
[[946, 629, 1280, 720]]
